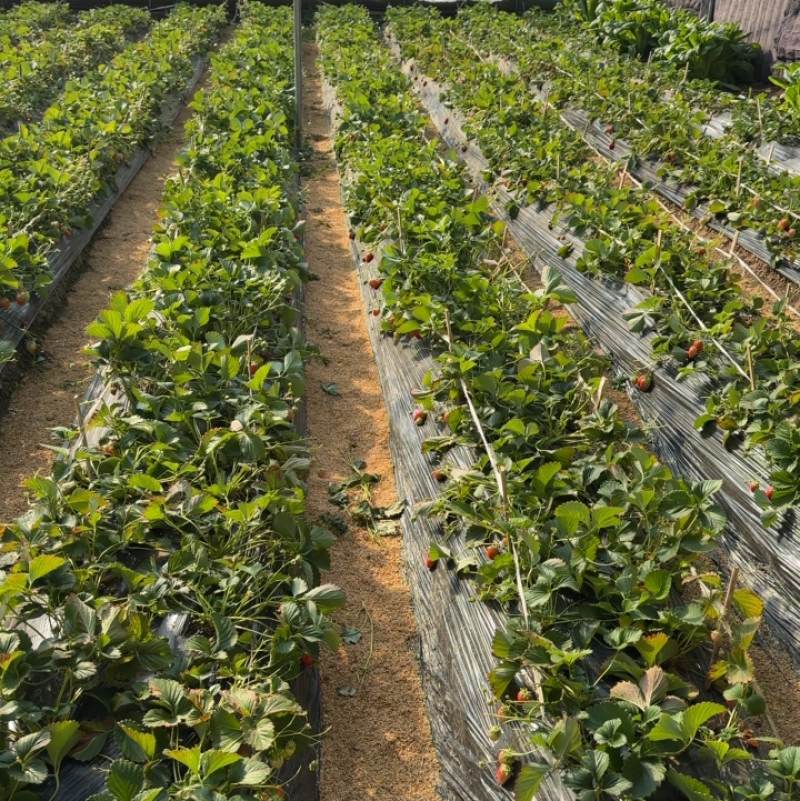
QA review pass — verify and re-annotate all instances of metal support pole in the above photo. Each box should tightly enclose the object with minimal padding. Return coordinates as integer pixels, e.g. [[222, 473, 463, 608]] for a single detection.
[[294, 0, 302, 148]]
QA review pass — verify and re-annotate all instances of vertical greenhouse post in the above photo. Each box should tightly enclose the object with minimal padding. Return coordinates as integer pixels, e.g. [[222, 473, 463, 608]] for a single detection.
[[294, 0, 302, 147]]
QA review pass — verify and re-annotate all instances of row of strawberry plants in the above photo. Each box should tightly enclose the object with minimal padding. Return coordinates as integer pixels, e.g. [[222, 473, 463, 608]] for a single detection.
[[0, 1, 71, 42], [0, 2, 225, 308], [387, 5, 800, 525], [0, 5, 152, 133], [317, 6, 800, 800], [457, 4, 800, 272], [559, 0, 799, 146], [0, 6, 338, 801]]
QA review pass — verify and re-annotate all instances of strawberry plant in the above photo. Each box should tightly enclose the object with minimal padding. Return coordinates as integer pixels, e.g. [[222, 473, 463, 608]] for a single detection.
[[0, 7, 339, 799]]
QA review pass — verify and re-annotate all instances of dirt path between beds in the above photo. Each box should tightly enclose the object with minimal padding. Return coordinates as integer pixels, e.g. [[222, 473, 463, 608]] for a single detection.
[[301, 39, 442, 801]]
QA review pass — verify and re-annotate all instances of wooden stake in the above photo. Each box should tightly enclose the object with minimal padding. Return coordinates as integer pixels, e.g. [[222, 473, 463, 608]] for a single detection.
[[746, 343, 755, 390], [444, 308, 453, 351], [756, 96, 763, 143], [706, 567, 739, 688], [767, 142, 775, 165], [618, 165, 627, 190], [246, 338, 253, 399], [397, 207, 405, 254], [74, 396, 87, 448], [729, 229, 739, 257], [735, 156, 743, 196]]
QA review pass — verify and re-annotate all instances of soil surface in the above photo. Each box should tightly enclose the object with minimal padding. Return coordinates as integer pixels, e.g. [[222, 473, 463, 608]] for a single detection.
[[301, 40, 442, 801], [0, 67, 213, 523]]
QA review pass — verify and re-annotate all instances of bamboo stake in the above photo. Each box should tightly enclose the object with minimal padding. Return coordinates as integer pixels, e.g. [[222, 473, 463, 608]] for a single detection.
[[74, 396, 87, 449], [246, 338, 253, 400], [706, 567, 739, 688], [729, 229, 739, 258], [735, 156, 743, 196], [397, 206, 405, 253], [746, 343, 755, 390], [756, 96, 763, 144]]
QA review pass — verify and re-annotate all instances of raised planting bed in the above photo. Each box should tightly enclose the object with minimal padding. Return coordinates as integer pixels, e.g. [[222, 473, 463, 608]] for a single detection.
[[0, 3, 226, 373], [317, 6, 800, 801], [386, 4, 800, 669], [0, 6, 334, 801]]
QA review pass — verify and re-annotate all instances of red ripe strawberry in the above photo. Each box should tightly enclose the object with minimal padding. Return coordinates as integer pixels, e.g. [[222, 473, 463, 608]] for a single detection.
[[749, 481, 759, 492], [0, 297, 9, 309], [64, 230, 71, 238], [765, 486, 774, 500], [432, 469, 447, 482], [363, 251, 374, 263], [608, 139, 615, 150], [300, 654, 313, 667], [348, 229, 356, 240], [726, 698, 736, 708], [16, 291, 29, 306], [369, 278, 383, 290], [496, 764, 512, 786], [444, 116, 449, 124], [425, 556, 436, 570], [371, 309, 380, 316], [691, 339, 703, 353], [413, 409, 427, 425], [516, 688, 533, 703], [379, 223, 387, 231], [249, 363, 258, 376], [779, 218, 790, 231], [485, 545, 500, 560], [752, 197, 761, 209], [789, 229, 796, 239], [697, 247, 707, 256], [636, 374, 651, 392], [687, 345, 699, 359]]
